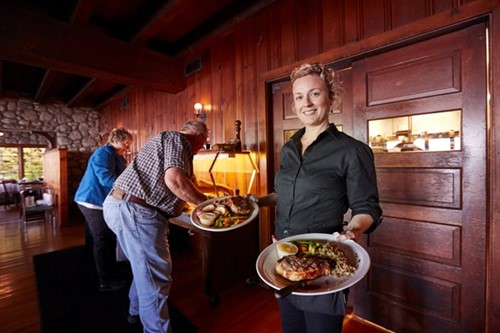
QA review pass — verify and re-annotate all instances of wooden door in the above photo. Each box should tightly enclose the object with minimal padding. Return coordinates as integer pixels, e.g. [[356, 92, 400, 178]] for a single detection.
[[351, 24, 487, 332]]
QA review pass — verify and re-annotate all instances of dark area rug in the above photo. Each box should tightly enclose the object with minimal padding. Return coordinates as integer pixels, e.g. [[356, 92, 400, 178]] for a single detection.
[[33, 245, 197, 333]]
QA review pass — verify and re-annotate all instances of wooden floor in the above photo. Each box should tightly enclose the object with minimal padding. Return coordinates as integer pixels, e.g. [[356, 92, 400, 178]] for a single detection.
[[0, 205, 391, 333]]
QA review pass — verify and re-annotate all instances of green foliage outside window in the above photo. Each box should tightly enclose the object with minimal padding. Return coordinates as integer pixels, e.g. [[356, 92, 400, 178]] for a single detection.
[[0, 147, 44, 181], [0, 147, 19, 179], [23, 148, 44, 180]]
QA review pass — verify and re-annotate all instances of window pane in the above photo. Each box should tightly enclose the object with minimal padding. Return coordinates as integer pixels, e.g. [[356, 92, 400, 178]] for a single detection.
[[22, 148, 44, 180], [0, 147, 19, 179], [368, 110, 461, 153]]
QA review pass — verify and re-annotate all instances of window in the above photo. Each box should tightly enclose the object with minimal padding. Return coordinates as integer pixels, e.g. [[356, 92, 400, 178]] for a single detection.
[[0, 146, 45, 180], [0, 147, 19, 179], [368, 110, 461, 153], [22, 148, 44, 180]]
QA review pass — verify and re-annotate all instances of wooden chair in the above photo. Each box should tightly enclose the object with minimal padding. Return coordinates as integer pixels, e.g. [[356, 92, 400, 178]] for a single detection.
[[0, 179, 19, 209], [19, 186, 56, 224]]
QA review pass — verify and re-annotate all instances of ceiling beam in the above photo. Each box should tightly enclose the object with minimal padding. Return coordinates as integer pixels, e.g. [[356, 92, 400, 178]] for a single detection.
[[67, 0, 182, 108], [0, 4, 186, 94], [55, 0, 103, 106], [66, 78, 96, 107], [34, 70, 58, 102], [70, 0, 99, 24], [131, 0, 195, 45]]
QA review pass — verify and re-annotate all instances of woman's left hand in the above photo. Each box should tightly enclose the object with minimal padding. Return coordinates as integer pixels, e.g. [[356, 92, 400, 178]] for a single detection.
[[337, 214, 374, 241]]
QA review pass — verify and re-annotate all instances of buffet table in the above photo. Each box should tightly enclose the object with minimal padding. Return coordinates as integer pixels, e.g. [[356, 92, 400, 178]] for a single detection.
[[169, 213, 259, 306]]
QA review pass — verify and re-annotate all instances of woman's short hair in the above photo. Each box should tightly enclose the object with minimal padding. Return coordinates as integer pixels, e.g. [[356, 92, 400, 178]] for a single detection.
[[107, 127, 133, 144], [290, 62, 343, 109]]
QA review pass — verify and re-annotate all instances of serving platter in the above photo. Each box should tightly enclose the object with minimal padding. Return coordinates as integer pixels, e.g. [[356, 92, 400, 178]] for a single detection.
[[256, 233, 370, 296], [190, 196, 259, 232]]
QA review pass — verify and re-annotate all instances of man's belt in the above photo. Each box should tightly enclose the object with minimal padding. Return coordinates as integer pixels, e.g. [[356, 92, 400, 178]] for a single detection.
[[110, 188, 156, 210]]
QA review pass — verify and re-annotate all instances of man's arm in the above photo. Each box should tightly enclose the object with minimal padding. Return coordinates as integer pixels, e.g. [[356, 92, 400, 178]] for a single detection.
[[195, 178, 233, 196], [164, 167, 207, 205]]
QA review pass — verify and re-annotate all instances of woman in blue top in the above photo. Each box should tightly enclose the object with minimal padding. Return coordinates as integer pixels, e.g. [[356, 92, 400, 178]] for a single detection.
[[75, 127, 133, 292], [250, 63, 383, 333]]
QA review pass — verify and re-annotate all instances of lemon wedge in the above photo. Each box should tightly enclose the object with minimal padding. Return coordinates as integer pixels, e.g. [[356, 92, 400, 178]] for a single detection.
[[276, 242, 298, 259]]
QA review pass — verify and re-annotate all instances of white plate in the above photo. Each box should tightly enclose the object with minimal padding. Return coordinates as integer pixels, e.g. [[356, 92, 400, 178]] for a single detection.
[[190, 196, 259, 232], [256, 233, 370, 296]]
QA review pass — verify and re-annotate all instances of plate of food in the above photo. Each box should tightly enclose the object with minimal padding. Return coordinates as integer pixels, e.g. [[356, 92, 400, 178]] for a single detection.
[[256, 233, 370, 296], [190, 195, 259, 232]]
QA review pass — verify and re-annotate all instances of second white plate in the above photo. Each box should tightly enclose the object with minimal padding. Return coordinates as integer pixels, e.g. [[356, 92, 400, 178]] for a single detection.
[[190, 196, 259, 232]]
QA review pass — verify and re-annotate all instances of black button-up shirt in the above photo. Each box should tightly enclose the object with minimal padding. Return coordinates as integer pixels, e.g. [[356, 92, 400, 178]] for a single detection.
[[274, 124, 382, 238]]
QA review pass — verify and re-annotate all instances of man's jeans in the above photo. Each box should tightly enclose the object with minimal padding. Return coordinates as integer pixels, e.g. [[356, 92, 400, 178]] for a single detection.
[[103, 195, 172, 333]]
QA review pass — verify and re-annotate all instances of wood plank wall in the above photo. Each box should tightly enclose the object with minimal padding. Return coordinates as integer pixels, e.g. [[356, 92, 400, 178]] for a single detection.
[[102, 0, 487, 157], [101, 0, 492, 196]]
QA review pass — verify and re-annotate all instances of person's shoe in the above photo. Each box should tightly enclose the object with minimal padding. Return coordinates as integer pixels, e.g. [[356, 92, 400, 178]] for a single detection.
[[127, 314, 140, 324], [98, 280, 127, 292]]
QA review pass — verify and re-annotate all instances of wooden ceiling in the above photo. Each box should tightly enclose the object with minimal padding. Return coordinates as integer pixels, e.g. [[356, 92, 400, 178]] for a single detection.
[[0, 0, 275, 109]]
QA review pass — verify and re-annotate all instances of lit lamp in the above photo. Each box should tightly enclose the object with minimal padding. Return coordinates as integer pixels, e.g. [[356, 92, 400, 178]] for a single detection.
[[194, 150, 259, 196], [194, 103, 207, 122]]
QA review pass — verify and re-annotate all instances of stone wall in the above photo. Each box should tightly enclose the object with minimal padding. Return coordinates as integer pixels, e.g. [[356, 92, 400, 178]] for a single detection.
[[0, 98, 109, 221], [0, 98, 108, 149]]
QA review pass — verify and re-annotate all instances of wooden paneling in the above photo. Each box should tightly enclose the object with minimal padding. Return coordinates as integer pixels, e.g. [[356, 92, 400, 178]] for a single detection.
[[280, 0, 297, 65], [296, 0, 321, 59], [366, 50, 461, 105], [343, 0, 361, 44], [321, 0, 343, 50], [42, 148, 68, 226], [490, 5, 500, 332], [371, 217, 462, 265], [360, 0, 388, 39], [432, 0, 456, 14], [267, 4, 282, 69], [390, 0, 428, 28], [101, 0, 491, 168], [377, 168, 461, 209], [369, 265, 460, 320]]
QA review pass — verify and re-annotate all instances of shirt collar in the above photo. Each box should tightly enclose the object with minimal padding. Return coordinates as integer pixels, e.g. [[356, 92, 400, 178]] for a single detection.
[[289, 123, 340, 143]]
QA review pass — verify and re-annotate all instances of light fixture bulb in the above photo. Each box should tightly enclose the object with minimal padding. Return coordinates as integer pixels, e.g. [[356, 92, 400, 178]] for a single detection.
[[194, 103, 203, 111]]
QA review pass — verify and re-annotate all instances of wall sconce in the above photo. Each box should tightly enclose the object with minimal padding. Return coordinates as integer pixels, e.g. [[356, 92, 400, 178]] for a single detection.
[[194, 103, 207, 122]]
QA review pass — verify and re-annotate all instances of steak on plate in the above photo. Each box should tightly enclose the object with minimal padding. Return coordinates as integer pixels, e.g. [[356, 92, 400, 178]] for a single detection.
[[275, 254, 331, 281], [225, 195, 251, 215]]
